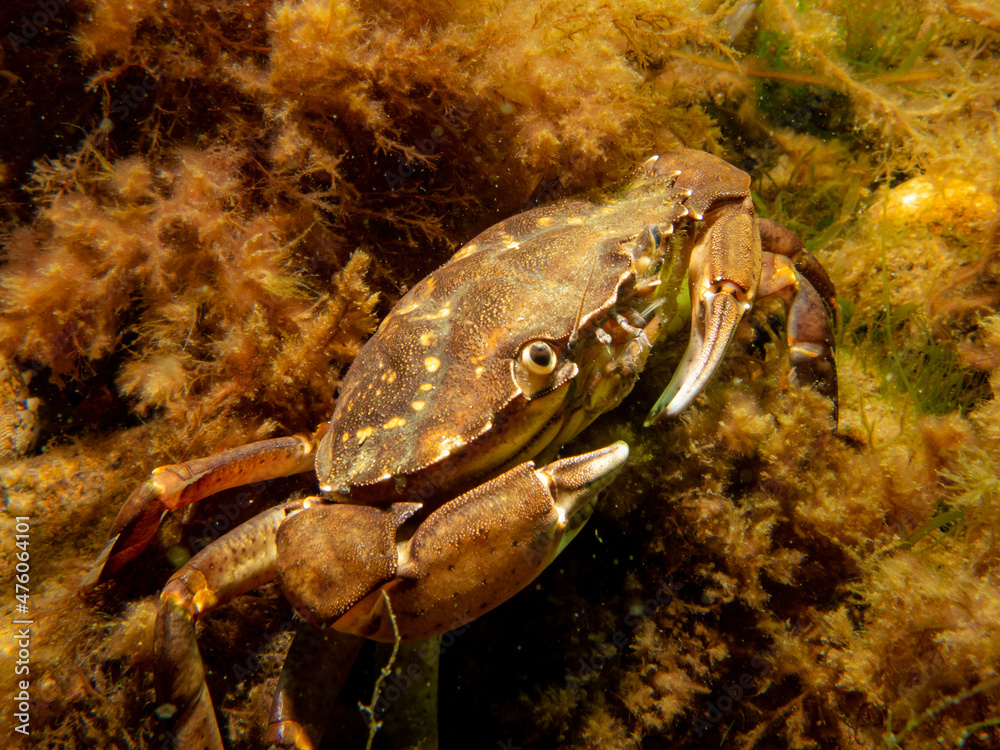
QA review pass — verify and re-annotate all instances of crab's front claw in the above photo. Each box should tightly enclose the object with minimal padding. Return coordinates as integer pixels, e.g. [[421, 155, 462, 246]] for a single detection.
[[277, 442, 629, 642], [646, 196, 762, 425]]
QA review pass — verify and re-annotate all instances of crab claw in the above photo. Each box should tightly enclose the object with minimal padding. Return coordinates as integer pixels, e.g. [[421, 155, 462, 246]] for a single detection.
[[277, 442, 630, 641], [645, 196, 761, 425]]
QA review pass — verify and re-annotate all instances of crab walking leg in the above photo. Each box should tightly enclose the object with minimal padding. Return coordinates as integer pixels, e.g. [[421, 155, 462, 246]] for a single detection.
[[155, 503, 298, 750], [646, 196, 763, 424], [757, 251, 839, 418], [756, 218, 837, 314], [267, 623, 363, 750], [756, 219, 838, 411], [87, 432, 320, 585]]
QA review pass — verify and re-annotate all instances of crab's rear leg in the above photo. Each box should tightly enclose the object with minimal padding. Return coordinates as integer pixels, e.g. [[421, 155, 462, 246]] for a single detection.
[[154, 502, 297, 750], [86, 432, 321, 585], [268, 623, 363, 749], [756, 218, 837, 313], [757, 249, 839, 420]]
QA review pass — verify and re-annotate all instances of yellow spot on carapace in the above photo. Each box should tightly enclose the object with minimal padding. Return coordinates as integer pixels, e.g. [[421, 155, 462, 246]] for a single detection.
[[356, 426, 373, 445], [420, 331, 439, 347], [450, 243, 478, 262], [418, 305, 452, 321], [566, 216, 585, 225], [419, 382, 434, 392], [433, 433, 467, 462], [536, 216, 555, 227], [386, 370, 396, 384], [341, 432, 350, 443], [425, 356, 441, 373], [475, 366, 485, 378], [395, 299, 421, 315], [411, 400, 426, 411], [383, 416, 407, 429]]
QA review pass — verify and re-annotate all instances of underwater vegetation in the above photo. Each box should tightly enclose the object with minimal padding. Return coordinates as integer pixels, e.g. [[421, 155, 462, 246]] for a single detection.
[[1, 0, 999, 747]]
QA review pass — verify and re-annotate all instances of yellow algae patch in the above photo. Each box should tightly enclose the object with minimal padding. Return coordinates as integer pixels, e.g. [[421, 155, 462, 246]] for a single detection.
[[424, 356, 441, 373], [411, 400, 426, 411], [420, 332, 439, 347], [882, 175, 998, 234], [419, 382, 434, 392], [383, 416, 407, 429]]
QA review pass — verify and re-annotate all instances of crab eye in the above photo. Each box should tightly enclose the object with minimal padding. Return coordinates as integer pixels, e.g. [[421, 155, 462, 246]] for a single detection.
[[522, 341, 557, 375]]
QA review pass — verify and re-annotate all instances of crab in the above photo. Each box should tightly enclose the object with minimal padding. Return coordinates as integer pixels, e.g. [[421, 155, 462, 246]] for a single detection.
[[88, 148, 838, 749]]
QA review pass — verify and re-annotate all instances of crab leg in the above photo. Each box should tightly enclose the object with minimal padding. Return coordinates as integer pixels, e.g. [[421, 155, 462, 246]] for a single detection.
[[646, 196, 762, 424], [87, 432, 321, 585], [754, 218, 838, 417], [756, 217, 837, 313], [268, 623, 363, 749], [155, 502, 296, 750], [757, 251, 839, 418]]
